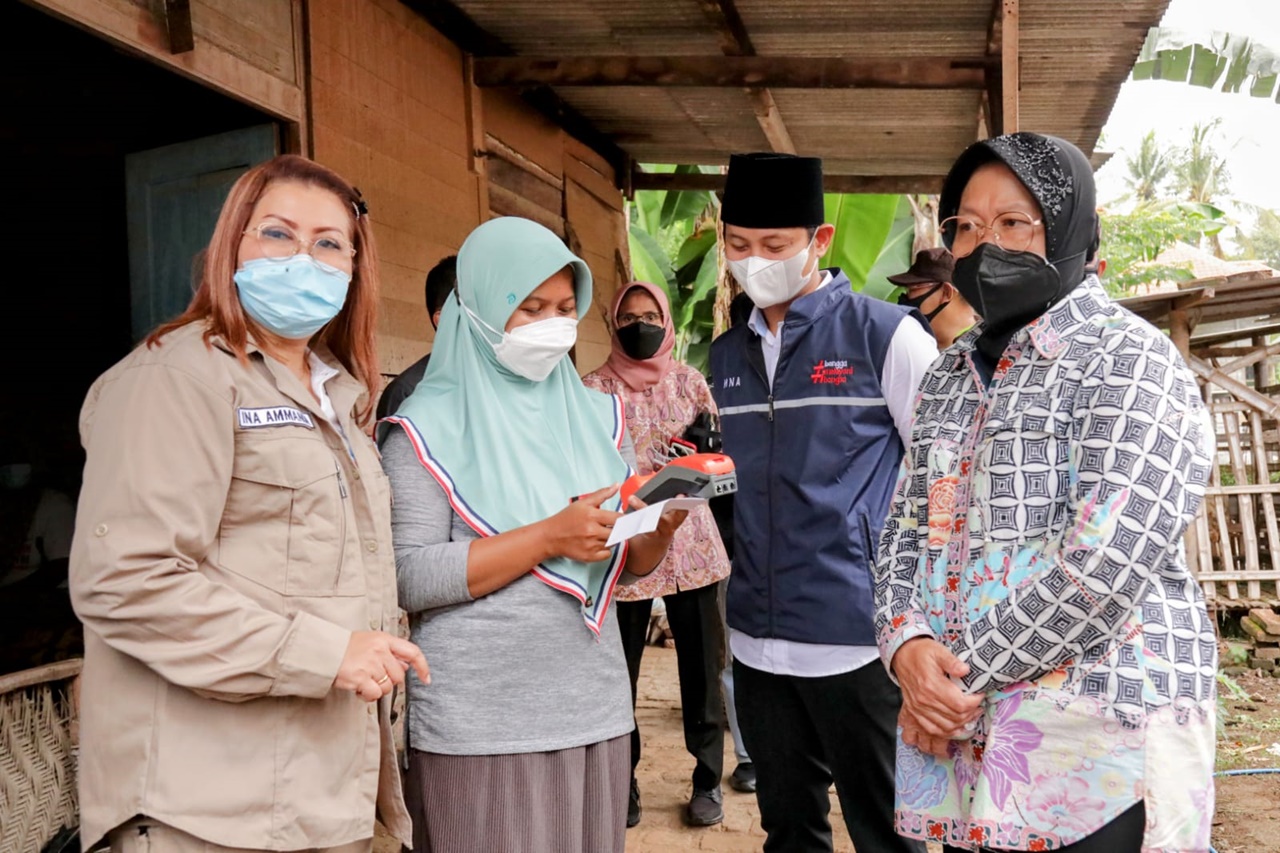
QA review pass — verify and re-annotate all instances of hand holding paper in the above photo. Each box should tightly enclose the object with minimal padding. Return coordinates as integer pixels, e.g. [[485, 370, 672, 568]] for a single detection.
[[606, 497, 703, 547]]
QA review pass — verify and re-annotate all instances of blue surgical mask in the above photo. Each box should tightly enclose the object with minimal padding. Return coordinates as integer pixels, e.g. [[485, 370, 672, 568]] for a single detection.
[[233, 254, 351, 340]]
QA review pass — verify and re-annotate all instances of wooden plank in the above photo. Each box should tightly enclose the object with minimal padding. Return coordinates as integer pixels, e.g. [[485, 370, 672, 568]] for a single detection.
[[486, 156, 563, 216], [1225, 411, 1262, 598], [1211, 454, 1240, 599], [485, 134, 564, 189], [473, 56, 991, 90], [1001, 0, 1019, 133], [487, 184, 565, 236], [1208, 571, 1280, 582], [164, 0, 194, 53], [1205, 484, 1280, 496], [1197, 506, 1215, 599], [1251, 412, 1280, 597], [0, 659, 83, 695], [27, 0, 303, 120], [631, 170, 944, 195], [1250, 608, 1280, 636]]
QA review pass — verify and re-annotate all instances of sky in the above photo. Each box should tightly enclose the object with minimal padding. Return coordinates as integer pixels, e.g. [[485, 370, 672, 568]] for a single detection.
[[1093, 0, 1280, 218]]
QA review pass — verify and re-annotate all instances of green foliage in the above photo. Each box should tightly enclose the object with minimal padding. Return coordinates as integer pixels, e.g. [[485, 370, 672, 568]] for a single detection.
[[1233, 209, 1280, 270], [626, 166, 722, 373], [1099, 200, 1227, 296], [821, 194, 915, 300], [1133, 28, 1280, 100], [1174, 120, 1232, 205], [1124, 131, 1174, 203]]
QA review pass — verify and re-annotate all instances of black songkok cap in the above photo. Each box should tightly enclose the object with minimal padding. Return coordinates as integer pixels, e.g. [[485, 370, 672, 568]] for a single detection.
[[721, 153, 825, 228]]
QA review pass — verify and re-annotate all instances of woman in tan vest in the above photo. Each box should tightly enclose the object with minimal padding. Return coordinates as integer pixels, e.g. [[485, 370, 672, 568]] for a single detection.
[[70, 155, 427, 853]]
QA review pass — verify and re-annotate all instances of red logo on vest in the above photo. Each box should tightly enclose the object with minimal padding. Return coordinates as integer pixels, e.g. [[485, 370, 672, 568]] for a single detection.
[[810, 359, 853, 385]]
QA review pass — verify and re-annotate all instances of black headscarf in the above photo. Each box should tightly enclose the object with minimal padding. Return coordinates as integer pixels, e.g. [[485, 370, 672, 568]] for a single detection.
[[939, 132, 1100, 362]]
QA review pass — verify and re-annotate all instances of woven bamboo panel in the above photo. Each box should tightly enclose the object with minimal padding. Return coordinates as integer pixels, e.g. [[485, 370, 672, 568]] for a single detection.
[[0, 663, 80, 853]]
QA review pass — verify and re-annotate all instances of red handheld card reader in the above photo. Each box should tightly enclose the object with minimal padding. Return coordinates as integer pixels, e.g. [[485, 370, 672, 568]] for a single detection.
[[620, 453, 737, 506]]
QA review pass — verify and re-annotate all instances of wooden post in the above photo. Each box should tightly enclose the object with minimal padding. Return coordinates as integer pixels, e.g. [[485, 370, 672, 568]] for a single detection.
[[1169, 308, 1193, 362], [1001, 0, 1019, 134]]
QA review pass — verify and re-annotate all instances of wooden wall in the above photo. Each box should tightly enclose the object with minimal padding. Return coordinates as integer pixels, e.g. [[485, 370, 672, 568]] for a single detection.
[[308, 0, 626, 376], [23, 0, 305, 127], [26, 0, 628, 378]]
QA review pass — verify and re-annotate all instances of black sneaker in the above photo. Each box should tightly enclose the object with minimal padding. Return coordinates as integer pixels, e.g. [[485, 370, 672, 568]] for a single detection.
[[729, 761, 757, 794], [627, 779, 641, 828], [684, 786, 724, 826]]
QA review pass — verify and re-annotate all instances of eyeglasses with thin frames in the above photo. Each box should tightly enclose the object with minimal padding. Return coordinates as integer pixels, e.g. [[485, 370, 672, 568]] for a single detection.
[[940, 211, 1043, 256], [243, 221, 356, 269], [617, 312, 663, 327]]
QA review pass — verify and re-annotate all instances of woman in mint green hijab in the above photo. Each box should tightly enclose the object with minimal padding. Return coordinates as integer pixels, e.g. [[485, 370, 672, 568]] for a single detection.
[[382, 217, 686, 852]]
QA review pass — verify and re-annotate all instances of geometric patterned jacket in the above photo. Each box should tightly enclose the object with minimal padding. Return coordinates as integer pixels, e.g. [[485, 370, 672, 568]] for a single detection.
[[874, 278, 1218, 852]]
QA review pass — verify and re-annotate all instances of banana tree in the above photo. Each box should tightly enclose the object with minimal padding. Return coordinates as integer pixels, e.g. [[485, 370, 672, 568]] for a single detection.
[[1133, 28, 1280, 100], [627, 165, 723, 372]]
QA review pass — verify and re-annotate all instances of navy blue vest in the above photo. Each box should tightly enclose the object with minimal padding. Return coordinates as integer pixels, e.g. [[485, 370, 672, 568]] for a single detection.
[[711, 271, 916, 645]]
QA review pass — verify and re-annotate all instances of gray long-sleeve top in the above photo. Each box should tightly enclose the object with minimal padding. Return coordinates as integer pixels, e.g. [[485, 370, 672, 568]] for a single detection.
[[382, 428, 636, 755]]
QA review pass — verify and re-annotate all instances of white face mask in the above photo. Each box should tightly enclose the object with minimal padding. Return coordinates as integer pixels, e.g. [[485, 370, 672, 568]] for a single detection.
[[726, 236, 818, 308], [462, 301, 578, 382]]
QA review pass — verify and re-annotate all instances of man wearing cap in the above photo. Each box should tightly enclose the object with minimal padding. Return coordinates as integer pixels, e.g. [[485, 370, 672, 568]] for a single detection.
[[890, 247, 979, 350], [710, 152, 935, 853]]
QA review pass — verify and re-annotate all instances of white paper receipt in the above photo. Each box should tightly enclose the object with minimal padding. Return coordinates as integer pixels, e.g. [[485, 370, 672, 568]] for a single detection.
[[606, 498, 705, 547]]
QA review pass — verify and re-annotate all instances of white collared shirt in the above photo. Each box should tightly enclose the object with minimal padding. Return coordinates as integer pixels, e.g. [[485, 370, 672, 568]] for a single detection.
[[733, 274, 938, 677]]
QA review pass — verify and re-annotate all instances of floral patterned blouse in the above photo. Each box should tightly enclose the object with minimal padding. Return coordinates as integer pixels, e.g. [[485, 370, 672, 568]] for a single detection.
[[583, 363, 731, 601], [874, 279, 1217, 852]]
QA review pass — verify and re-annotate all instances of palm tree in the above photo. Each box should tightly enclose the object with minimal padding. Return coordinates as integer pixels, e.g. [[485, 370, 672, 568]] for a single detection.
[[1175, 120, 1231, 204], [1124, 131, 1173, 203], [1174, 120, 1232, 257]]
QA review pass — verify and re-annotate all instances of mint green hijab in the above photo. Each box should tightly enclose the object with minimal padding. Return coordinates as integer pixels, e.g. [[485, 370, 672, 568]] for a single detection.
[[386, 217, 631, 635]]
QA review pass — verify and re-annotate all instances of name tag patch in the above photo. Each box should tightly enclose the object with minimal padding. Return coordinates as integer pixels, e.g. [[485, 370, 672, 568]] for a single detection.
[[237, 406, 315, 430]]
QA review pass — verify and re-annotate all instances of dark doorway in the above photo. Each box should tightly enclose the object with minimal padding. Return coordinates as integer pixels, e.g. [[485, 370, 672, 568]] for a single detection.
[[0, 2, 281, 673]]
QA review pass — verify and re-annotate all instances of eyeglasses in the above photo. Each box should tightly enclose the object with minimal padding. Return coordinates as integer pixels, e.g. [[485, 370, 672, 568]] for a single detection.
[[618, 312, 662, 326], [243, 222, 356, 268], [939, 211, 1042, 256]]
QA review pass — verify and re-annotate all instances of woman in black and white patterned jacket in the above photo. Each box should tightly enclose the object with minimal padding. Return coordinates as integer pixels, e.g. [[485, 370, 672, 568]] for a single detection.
[[874, 132, 1216, 853]]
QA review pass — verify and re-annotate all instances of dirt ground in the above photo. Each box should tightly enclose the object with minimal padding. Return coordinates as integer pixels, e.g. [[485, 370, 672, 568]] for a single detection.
[[1211, 666, 1280, 853], [377, 645, 1278, 851]]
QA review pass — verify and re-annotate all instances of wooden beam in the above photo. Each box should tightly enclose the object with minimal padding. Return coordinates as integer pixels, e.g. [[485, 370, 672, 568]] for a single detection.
[[399, 0, 628, 183], [162, 0, 194, 54], [473, 56, 990, 90], [632, 170, 944, 195], [1001, 0, 1020, 133], [1173, 287, 1216, 311], [747, 89, 796, 154], [982, 0, 1003, 136], [694, 0, 755, 55], [1189, 354, 1280, 420], [693, 0, 788, 155]]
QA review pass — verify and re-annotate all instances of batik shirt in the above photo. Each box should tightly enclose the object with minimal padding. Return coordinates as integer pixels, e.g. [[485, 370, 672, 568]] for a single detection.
[[583, 363, 730, 601], [874, 278, 1217, 852]]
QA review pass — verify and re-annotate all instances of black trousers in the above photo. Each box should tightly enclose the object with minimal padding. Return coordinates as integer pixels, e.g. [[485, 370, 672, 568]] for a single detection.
[[616, 582, 725, 791], [733, 657, 925, 853], [942, 801, 1146, 853]]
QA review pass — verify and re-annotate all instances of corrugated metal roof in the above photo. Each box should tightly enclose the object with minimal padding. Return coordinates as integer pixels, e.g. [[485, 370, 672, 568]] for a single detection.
[[445, 0, 1171, 178]]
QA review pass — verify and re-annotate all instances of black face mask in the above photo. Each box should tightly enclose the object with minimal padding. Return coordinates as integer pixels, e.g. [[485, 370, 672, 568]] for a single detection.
[[897, 284, 951, 323], [952, 243, 1064, 362], [617, 321, 665, 360]]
